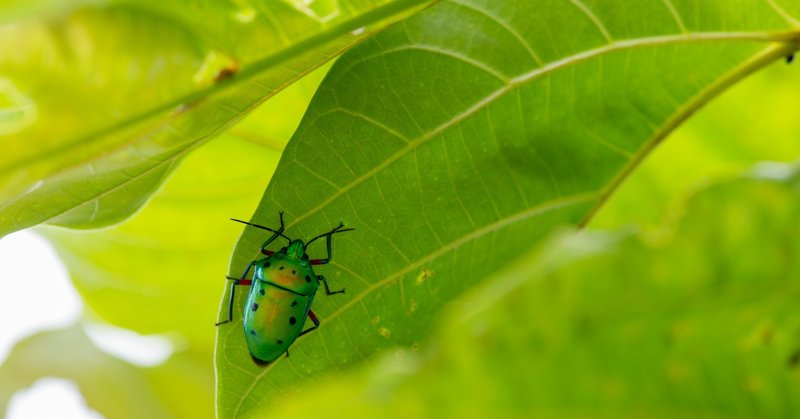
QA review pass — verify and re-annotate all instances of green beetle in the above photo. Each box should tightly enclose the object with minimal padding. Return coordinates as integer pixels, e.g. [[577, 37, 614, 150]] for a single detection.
[[216, 212, 353, 364]]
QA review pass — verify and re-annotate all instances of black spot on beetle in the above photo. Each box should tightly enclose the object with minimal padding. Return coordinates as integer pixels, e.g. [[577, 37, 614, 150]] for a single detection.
[[292, 270, 296, 275], [265, 262, 271, 267], [277, 339, 284, 345], [279, 266, 285, 270], [289, 317, 296, 325], [252, 303, 259, 312], [259, 288, 265, 296], [291, 300, 298, 307], [250, 330, 256, 336], [305, 275, 311, 282], [787, 53, 795, 64]]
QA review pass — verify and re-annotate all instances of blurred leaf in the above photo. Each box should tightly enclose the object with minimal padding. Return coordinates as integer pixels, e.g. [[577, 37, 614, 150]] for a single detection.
[[269, 164, 800, 418], [0, 325, 213, 419], [38, 67, 329, 355], [0, 0, 433, 236], [217, 0, 800, 415], [39, 136, 274, 350]]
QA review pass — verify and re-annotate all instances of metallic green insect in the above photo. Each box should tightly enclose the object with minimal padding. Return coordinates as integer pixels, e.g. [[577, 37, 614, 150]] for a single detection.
[[216, 212, 353, 364]]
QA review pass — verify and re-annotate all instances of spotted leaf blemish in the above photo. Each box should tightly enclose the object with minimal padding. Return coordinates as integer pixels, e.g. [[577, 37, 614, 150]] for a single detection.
[[415, 268, 434, 285]]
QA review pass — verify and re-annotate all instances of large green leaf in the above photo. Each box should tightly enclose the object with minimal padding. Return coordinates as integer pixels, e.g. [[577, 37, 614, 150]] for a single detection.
[[268, 164, 800, 418], [216, 0, 800, 416], [0, 0, 432, 236]]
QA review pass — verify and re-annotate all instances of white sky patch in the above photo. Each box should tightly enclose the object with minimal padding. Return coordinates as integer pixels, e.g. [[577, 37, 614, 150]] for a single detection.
[[83, 323, 174, 367], [0, 230, 81, 364], [6, 377, 103, 419]]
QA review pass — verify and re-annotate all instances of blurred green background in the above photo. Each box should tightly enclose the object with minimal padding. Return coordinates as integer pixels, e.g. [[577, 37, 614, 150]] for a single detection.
[[1, 1, 800, 418]]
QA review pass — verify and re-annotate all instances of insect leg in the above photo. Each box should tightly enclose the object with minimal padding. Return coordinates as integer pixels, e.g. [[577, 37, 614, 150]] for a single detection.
[[317, 275, 344, 295], [309, 223, 354, 265], [298, 309, 321, 336], [215, 261, 256, 326], [259, 212, 286, 254], [230, 212, 289, 255], [216, 278, 240, 326]]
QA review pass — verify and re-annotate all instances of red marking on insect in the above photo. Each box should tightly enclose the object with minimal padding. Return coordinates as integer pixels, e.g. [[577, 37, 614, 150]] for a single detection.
[[307, 310, 319, 324]]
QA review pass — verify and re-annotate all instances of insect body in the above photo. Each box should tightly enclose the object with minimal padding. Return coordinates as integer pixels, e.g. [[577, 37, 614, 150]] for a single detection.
[[216, 212, 353, 364]]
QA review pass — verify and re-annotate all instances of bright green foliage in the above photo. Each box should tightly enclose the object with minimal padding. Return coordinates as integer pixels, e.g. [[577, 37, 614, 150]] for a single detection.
[[0, 0, 799, 418], [0, 67, 327, 419], [267, 165, 800, 418], [36, 66, 331, 344], [40, 135, 276, 343], [218, 0, 799, 416], [0, 0, 431, 236]]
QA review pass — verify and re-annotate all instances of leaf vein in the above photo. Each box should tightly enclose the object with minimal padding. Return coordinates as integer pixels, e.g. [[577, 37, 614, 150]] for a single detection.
[[322, 192, 597, 326], [765, 0, 800, 27], [659, 0, 689, 34], [286, 31, 791, 232], [568, 0, 614, 43], [448, 0, 544, 66], [333, 108, 412, 143], [379, 44, 511, 82]]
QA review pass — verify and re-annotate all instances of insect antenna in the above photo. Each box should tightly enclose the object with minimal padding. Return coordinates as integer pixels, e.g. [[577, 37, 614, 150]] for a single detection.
[[230, 218, 292, 242], [306, 223, 355, 246]]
